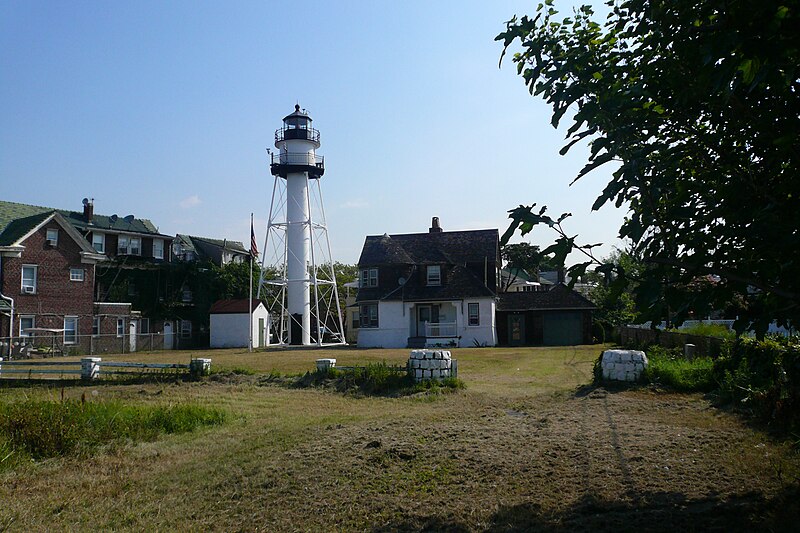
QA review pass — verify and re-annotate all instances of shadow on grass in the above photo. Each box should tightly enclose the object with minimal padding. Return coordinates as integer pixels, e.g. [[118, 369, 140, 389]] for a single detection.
[[377, 485, 800, 532]]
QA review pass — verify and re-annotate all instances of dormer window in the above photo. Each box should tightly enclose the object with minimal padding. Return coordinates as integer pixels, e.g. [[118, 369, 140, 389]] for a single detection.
[[426, 265, 441, 286], [360, 268, 378, 288]]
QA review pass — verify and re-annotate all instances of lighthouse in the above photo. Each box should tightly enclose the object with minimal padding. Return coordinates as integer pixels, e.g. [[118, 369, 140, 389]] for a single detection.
[[258, 105, 345, 346]]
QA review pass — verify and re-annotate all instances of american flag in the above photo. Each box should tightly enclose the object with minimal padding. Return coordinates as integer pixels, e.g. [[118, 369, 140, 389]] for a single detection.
[[250, 219, 259, 259]]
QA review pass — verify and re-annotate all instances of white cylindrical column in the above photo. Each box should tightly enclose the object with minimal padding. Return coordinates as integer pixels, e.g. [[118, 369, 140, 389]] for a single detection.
[[286, 170, 311, 345]]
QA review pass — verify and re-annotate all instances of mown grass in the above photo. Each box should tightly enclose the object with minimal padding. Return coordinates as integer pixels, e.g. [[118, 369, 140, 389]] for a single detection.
[[0, 397, 225, 470]]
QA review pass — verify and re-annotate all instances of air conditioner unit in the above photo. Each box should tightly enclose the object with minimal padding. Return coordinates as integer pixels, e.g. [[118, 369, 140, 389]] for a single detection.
[[23, 286, 35, 294], [46, 239, 57, 247]]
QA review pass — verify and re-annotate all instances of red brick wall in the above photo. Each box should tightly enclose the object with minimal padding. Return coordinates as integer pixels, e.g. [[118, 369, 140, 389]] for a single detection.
[[1, 222, 95, 337]]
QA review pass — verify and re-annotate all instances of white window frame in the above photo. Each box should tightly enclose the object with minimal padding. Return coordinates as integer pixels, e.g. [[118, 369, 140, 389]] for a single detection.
[[182, 287, 193, 302], [19, 315, 35, 337], [92, 232, 105, 253], [64, 316, 78, 345], [181, 320, 192, 338], [70, 268, 85, 282], [118, 235, 129, 255], [360, 268, 378, 288], [116, 318, 125, 337], [153, 238, 164, 260], [46, 228, 59, 246], [359, 303, 378, 328], [92, 316, 101, 337], [427, 265, 441, 286], [129, 237, 141, 256], [21, 265, 37, 294], [468, 303, 480, 326]]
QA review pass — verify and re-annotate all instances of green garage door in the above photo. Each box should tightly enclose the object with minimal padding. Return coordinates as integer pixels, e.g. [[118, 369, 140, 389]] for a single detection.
[[542, 312, 583, 346]]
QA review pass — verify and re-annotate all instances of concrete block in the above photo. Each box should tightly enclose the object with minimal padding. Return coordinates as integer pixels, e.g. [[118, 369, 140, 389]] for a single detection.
[[415, 369, 423, 379], [431, 368, 441, 379]]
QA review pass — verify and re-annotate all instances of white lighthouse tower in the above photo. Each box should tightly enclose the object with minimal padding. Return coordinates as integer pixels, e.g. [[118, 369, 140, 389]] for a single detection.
[[257, 105, 346, 346]]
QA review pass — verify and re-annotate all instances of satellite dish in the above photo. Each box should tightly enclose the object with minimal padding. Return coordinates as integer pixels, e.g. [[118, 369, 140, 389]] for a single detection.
[[109, 215, 118, 223], [124, 215, 135, 223], [398, 277, 407, 286], [82, 198, 89, 206]]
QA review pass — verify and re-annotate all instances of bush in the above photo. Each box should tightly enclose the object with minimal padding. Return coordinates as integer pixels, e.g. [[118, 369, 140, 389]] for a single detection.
[[713, 336, 800, 430], [298, 362, 464, 396], [674, 322, 736, 340], [643, 347, 716, 392]]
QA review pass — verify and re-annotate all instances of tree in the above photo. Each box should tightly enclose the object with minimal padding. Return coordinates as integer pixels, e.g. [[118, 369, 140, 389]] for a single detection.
[[500, 242, 557, 290], [497, 0, 800, 335]]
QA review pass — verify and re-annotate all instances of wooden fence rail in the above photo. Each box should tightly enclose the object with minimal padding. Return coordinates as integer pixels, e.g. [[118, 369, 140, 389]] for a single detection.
[[0, 357, 211, 380]]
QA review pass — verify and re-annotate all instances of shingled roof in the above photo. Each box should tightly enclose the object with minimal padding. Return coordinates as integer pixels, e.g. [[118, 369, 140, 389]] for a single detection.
[[356, 227, 500, 303], [0, 199, 168, 245], [358, 229, 499, 266], [497, 284, 597, 311], [209, 299, 264, 314]]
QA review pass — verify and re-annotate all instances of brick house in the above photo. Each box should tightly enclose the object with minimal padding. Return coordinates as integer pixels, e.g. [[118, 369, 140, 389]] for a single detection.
[[0, 210, 105, 354], [0, 199, 176, 355]]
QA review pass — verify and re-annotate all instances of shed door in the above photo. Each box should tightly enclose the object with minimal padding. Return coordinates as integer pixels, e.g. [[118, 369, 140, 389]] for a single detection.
[[542, 312, 583, 346], [508, 315, 525, 346]]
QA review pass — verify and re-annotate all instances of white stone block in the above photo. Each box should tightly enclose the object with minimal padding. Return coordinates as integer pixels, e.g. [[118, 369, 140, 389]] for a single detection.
[[443, 359, 451, 370], [602, 351, 616, 363], [614, 370, 626, 381], [441, 369, 450, 378], [415, 369, 423, 379], [431, 368, 441, 379], [624, 363, 635, 372], [619, 352, 632, 363]]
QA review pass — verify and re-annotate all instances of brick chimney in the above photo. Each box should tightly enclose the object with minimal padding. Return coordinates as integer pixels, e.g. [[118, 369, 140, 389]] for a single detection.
[[82, 198, 94, 223], [429, 217, 442, 233]]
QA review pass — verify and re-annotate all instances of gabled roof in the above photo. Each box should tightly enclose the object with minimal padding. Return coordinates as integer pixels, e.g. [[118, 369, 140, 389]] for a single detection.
[[209, 299, 264, 314], [0, 210, 105, 261], [497, 284, 597, 311], [177, 235, 248, 255], [358, 229, 499, 266], [0, 200, 168, 243]]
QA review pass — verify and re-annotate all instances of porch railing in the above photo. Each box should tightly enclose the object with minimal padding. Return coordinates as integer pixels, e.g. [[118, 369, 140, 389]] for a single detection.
[[425, 321, 457, 337]]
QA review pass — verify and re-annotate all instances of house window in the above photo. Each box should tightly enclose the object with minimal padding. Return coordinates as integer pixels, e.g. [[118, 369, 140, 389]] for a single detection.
[[92, 232, 105, 253], [468, 303, 480, 326], [140, 318, 150, 334], [427, 265, 441, 286], [93, 316, 101, 337], [64, 316, 78, 345], [21, 265, 37, 294], [352, 316, 360, 330], [359, 304, 378, 328], [182, 287, 193, 302], [70, 268, 85, 282], [118, 236, 129, 255], [153, 239, 164, 260], [181, 320, 192, 338], [19, 316, 35, 337], [117, 318, 125, 337], [46, 228, 58, 246], [360, 268, 378, 288], [129, 237, 141, 256]]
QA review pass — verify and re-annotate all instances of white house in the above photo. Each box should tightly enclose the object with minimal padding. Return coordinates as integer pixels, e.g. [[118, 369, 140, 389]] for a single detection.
[[209, 299, 270, 348], [356, 217, 500, 349]]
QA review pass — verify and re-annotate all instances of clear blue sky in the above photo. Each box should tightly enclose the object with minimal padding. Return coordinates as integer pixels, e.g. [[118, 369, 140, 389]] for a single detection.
[[0, 0, 624, 265]]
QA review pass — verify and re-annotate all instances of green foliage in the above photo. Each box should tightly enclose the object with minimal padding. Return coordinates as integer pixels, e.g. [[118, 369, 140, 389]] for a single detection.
[[298, 362, 464, 396], [500, 242, 556, 289], [643, 346, 716, 392], [713, 336, 800, 430], [0, 398, 225, 467], [587, 249, 642, 334], [497, 1, 800, 335], [674, 323, 735, 340]]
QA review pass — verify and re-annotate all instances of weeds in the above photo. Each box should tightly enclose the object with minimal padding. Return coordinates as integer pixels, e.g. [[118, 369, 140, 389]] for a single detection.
[[0, 397, 226, 469], [296, 362, 464, 396], [643, 348, 716, 392]]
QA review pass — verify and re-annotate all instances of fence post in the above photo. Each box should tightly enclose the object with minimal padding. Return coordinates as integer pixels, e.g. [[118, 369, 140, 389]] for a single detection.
[[0, 356, 3, 377], [81, 357, 101, 380], [190, 358, 211, 378]]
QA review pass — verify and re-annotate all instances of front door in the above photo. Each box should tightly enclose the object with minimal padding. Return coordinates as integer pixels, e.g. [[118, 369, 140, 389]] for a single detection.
[[417, 305, 439, 336], [508, 315, 525, 346], [258, 318, 265, 347], [163, 321, 174, 350], [129, 320, 137, 352]]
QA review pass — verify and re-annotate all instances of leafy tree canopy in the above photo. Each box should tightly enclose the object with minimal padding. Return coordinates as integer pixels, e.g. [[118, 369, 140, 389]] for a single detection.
[[497, 0, 800, 335]]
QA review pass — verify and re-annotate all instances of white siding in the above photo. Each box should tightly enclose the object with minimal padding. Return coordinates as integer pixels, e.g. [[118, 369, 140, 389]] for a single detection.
[[357, 301, 408, 348], [210, 304, 270, 348]]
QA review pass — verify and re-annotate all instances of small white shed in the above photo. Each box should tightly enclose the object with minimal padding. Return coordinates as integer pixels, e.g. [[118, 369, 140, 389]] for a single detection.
[[209, 299, 270, 348]]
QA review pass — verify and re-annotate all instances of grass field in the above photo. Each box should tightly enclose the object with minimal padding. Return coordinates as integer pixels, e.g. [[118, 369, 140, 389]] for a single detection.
[[1, 345, 798, 531]]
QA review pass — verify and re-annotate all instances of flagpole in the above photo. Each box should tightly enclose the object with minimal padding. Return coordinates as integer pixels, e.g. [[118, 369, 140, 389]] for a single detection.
[[249, 213, 254, 353]]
